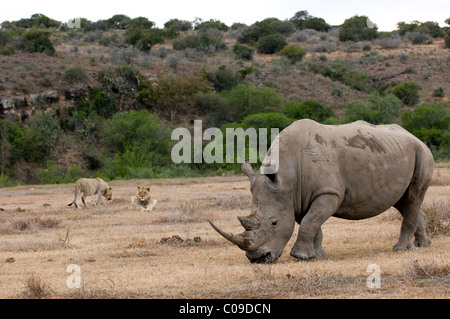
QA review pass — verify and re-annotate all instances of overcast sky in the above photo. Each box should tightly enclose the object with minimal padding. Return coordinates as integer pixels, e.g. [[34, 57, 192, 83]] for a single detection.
[[1, 0, 449, 31]]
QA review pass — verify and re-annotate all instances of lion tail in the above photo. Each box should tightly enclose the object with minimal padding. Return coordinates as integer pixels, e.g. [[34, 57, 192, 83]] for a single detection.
[[68, 201, 74, 206]]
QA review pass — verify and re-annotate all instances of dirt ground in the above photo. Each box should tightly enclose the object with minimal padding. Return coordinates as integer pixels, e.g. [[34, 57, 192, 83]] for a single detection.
[[0, 171, 448, 299]]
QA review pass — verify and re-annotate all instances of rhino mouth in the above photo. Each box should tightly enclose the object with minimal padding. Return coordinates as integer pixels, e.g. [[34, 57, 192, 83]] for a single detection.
[[247, 251, 279, 264]]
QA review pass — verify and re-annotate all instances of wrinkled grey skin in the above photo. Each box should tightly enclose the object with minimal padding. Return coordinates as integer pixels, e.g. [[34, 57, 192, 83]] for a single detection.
[[209, 119, 434, 263]]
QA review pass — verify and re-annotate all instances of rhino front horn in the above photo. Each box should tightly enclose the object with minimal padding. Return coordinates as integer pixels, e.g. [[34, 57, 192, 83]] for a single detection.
[[208, 219, 246, 248]]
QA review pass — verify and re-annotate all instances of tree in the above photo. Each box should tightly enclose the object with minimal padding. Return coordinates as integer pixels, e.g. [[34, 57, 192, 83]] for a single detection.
[[302, 17, 330, 32], [107, 14, 132, 29], [139, 71, 210, 121], [284, 99, 335, 122], [339, 15, 378, 41], [124, 17, 165, 52], [402, 102, 450, 158], [23, 28, 55, 55], [224, 84, 285, 121], [290, 10, 312, 29], [391, 82, 422, 106], [343, 93, 402, 124], [256, 33, 287, 54]]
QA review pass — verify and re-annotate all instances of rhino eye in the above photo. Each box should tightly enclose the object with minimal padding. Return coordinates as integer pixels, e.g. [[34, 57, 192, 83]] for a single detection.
[[271, 221, 278, 226]]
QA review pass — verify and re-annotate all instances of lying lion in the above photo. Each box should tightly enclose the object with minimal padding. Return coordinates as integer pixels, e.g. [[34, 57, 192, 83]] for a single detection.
[[68, 178, 112, 209], [131, 186, 157, 212]]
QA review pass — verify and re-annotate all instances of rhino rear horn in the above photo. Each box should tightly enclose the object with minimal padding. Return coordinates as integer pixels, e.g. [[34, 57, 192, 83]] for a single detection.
[[241, 160, 255, 184], [237, 216, 260, 231]]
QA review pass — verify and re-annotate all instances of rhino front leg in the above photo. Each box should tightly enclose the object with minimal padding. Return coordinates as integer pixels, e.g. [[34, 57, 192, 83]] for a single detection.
[[291, 194, 340, 260]]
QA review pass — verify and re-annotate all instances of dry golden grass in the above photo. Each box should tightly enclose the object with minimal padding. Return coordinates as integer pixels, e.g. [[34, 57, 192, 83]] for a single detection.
[[0, 170, 448, 299]]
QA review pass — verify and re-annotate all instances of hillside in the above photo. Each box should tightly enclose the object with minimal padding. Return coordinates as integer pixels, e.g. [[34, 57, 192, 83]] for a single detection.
[[0, 14, 449, 184]]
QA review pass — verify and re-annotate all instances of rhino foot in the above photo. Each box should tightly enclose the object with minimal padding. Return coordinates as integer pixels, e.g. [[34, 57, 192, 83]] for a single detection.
[[393, 241, 415, 251], [315, 248, 328, 259], [290, 247, 316, 260], [414, 237, 432, 247]]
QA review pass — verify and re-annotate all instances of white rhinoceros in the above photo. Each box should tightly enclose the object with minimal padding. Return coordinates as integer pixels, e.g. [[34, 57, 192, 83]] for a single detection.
[[209, 119, 434, 263]]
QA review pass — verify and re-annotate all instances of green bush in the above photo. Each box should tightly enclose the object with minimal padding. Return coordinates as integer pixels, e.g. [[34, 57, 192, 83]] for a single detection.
[[0, 45, 15, 56], [37, 161, 84, 184], [172, 33, 226, 52], [343, 93, 402, 124], [164, 19, 192, 32], [402, 102, 450, 159], [391, 82, 422, 106], [256, 33, 287, 54], [206, 65, 242, 92], [103, 110, 171, 178], [63, 66, 89, 84], [232, 44, 253, 60], [302, 17, 330, 32], [339, 15, 378, 42], [124, 17, 165, 52], [279, 45, 306, 64], [432, 87, 445, 97], [224, 84, 285, 121], [284, 99, 335, 122], [195, 19, 228, 31], [238, 18, 288, 44], [242, 112, 294, 131], [23, 28, 55, 55], [75, 88, 118, 118], [445, 30, 450, 49]]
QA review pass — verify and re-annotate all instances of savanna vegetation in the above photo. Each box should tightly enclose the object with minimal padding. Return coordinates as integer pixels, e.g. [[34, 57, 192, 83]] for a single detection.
[[0, 12, 449, 186]]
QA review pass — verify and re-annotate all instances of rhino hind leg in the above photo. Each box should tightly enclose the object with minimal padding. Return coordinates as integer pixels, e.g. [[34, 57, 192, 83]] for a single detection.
[[393, 179, 432, 251], [414, 210, 432, 247], [291, 194, 340, 260]]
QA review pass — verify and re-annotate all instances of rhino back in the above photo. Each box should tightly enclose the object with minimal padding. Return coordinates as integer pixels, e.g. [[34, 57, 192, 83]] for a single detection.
[[278, 120, 433, 220]]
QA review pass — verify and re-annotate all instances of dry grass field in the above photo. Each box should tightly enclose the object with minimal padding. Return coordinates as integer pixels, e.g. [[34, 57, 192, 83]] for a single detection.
[[0, 168, 449, 299]]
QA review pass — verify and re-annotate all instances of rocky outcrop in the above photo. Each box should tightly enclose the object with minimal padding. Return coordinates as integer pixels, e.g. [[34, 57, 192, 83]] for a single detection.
[[0, 89, 82, 121]]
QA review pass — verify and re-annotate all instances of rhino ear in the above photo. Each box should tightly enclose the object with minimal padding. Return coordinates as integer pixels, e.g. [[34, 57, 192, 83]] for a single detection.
[[241, 160, 255, 184]]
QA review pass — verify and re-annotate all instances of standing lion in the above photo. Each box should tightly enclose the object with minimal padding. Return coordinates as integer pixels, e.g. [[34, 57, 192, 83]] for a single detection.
[[68, 178, 112, 209], [131, 186, 157, 212]]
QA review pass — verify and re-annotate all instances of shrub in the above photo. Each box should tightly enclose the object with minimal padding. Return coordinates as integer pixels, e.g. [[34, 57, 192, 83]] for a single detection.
[[242, 112, 294, 131], [23, 28, 55, 55], [104, 110, 170, 177], [164, 19, 192, 32], [63, 66, 89, 84], [106, 14, 132, 29], [279, 45, 306, 64], [194, 92, 228, 126], [224, 84, 285, 121], [195, 19, 228, 31], [339, 15, 378, 41], [402, 102, 449, 158], [124, 17, 165, 52], [302, 17, 330, 32], [405, 32, 432, 45], [172, 33, 226, 52], [284, 99, 335, 122], [432, 87, 445, 97], [343, 93, 402, 124], [256, 33, 287, 54], [238, 18, 285, 44], [391, 82, 422, 106], [445, 30, 450, 49], [232, 44, 253, 60], [206, 65, 242, 92], [0, 45, 15, 55], [75, 88, 118, 118]]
